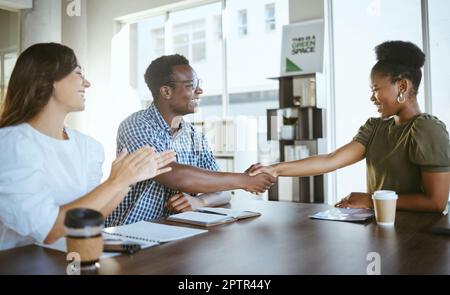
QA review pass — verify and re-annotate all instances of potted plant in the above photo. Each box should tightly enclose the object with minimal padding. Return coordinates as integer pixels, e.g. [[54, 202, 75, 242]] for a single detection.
[[280, 116, 298, 140]]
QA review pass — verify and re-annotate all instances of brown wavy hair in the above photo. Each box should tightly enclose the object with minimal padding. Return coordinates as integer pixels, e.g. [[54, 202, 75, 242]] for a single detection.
[[0, 43, 78, 128]]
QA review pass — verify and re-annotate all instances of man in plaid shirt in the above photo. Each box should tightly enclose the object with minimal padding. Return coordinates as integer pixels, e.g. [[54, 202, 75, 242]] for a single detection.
[[105, 54, 275, 226]]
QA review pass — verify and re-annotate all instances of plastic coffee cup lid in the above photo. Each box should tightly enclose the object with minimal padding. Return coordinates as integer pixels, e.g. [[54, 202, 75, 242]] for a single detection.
[[64, 208, 104, 229], [372, 190, 398, 200]]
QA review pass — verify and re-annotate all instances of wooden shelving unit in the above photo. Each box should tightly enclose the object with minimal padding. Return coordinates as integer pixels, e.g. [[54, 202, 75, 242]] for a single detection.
[[267, 73, 325, 203]]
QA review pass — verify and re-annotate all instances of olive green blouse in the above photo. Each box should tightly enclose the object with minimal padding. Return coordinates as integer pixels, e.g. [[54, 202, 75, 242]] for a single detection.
[[353, 113, 450, 194]]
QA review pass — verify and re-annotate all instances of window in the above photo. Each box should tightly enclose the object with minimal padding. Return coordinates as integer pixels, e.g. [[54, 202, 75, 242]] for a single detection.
[[0, 52, 17, 100], [151, 28, 165, 57], [0, 9, 19, 101], [227, 0, 289, 164], [173, 26, 190, 58], [132, 15, 166, 103], [265, 3, 276, 32], [213, 15, 222, 41], [123, 0, 289, 171], [332, 0, 423, 202], [429, 0, 450, 129], [238, 9, 248, 37], [192, 24, 206, 62], [173, 20, 206, 63], [169, 3, 223, 123]]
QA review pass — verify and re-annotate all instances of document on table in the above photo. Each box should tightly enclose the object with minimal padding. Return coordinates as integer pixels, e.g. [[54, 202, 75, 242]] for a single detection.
[[309, 208, 374, 222]]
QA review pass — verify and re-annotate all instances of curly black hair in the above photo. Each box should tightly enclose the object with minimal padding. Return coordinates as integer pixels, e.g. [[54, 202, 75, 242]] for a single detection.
[[144, 54, 190, 100], [371, 41, 425, 95]]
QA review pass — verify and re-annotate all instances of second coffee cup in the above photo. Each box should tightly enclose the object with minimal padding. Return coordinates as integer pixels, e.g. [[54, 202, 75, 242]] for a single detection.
[[372, 190, 398, 226]]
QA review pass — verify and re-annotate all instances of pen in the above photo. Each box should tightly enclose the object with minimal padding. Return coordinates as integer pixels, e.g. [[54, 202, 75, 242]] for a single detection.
[[196, 209, 228, 216]]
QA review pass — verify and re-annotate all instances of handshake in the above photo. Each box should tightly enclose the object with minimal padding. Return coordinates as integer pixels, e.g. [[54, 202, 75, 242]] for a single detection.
[[243, 163, 279, 194], [165, 163, 280, 213]]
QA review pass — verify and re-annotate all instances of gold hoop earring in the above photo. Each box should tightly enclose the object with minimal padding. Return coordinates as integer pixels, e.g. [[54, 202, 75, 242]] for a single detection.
[[396, 92, 406, 104]]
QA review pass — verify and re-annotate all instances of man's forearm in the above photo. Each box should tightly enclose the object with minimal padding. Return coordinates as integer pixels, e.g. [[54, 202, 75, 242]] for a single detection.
[[153, 163, 249, 193]]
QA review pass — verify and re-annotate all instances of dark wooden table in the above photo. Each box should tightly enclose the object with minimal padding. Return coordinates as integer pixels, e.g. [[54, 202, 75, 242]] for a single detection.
[[1, 198, 449, 275]]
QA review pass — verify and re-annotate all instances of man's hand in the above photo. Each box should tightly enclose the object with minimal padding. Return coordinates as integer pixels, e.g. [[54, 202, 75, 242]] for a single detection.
[[335, 192, 373, 209], [245, 163, 278, 178], [243, 173, 276, 194], [167, 192, 204, 212]]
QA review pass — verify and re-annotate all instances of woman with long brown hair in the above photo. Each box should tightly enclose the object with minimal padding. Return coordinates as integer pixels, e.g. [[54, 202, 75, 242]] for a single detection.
[[0, 43, 176, 250]]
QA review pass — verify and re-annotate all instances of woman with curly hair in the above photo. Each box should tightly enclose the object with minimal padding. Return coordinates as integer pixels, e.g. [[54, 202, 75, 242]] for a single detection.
[[248, 41, 450, 212]]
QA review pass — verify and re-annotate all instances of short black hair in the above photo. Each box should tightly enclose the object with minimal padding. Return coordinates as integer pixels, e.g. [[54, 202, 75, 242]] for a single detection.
[[144, 54, 190, 99], [371, 41, 425, 95]]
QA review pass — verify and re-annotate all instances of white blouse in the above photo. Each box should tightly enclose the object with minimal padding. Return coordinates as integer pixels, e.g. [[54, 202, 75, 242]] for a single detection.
[[0, 123, 104, 250]]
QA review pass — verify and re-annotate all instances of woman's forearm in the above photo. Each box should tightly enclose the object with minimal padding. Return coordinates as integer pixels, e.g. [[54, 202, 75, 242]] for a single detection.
[[272, 141, 366, 177], [397, 193, 448, 212], [273, 154, 338, 177], [44, 180, 130, 244], [62, 179, 129, 216], [100, 186, 131, 216]]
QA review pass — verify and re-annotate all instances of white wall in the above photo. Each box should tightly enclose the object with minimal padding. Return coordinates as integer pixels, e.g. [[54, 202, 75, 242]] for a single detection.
[[21, 0, 61, 50]]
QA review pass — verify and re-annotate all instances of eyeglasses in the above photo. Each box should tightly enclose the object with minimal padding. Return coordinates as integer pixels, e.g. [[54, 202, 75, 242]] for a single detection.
[[75, 66, 86, 80], [167, 77, 203, 91]]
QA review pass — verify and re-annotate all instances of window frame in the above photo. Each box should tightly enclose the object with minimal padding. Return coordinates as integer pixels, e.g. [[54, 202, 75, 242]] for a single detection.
[[237, 9, 248, 37], [265, 3, 276, 32]]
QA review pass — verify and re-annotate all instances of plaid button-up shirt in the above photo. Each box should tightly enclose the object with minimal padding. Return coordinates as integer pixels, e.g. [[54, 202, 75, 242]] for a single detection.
[[105, 103, 219, 226]]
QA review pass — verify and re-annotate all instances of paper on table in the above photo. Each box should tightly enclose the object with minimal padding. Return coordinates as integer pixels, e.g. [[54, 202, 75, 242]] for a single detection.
[[309, 208, 374, 222]]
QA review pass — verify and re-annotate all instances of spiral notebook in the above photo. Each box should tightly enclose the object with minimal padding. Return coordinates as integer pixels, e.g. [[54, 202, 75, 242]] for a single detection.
[[102, 221, 208, 243]]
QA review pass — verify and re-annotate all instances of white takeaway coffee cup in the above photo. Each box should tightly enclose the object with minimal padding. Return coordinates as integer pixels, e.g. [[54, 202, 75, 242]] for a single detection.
[[372, 190, 398, 226]]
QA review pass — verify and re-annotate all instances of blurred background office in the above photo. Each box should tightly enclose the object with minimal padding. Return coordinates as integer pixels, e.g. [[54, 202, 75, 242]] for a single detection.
[[0, 0, 449, 204]]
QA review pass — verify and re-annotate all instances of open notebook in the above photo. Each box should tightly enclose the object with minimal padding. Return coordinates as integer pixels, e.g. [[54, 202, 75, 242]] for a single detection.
[[102, 221, 207, 243], [167, 207, 261, 227], [37, 221, 207, 257], [197, 207, 261, 219]]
